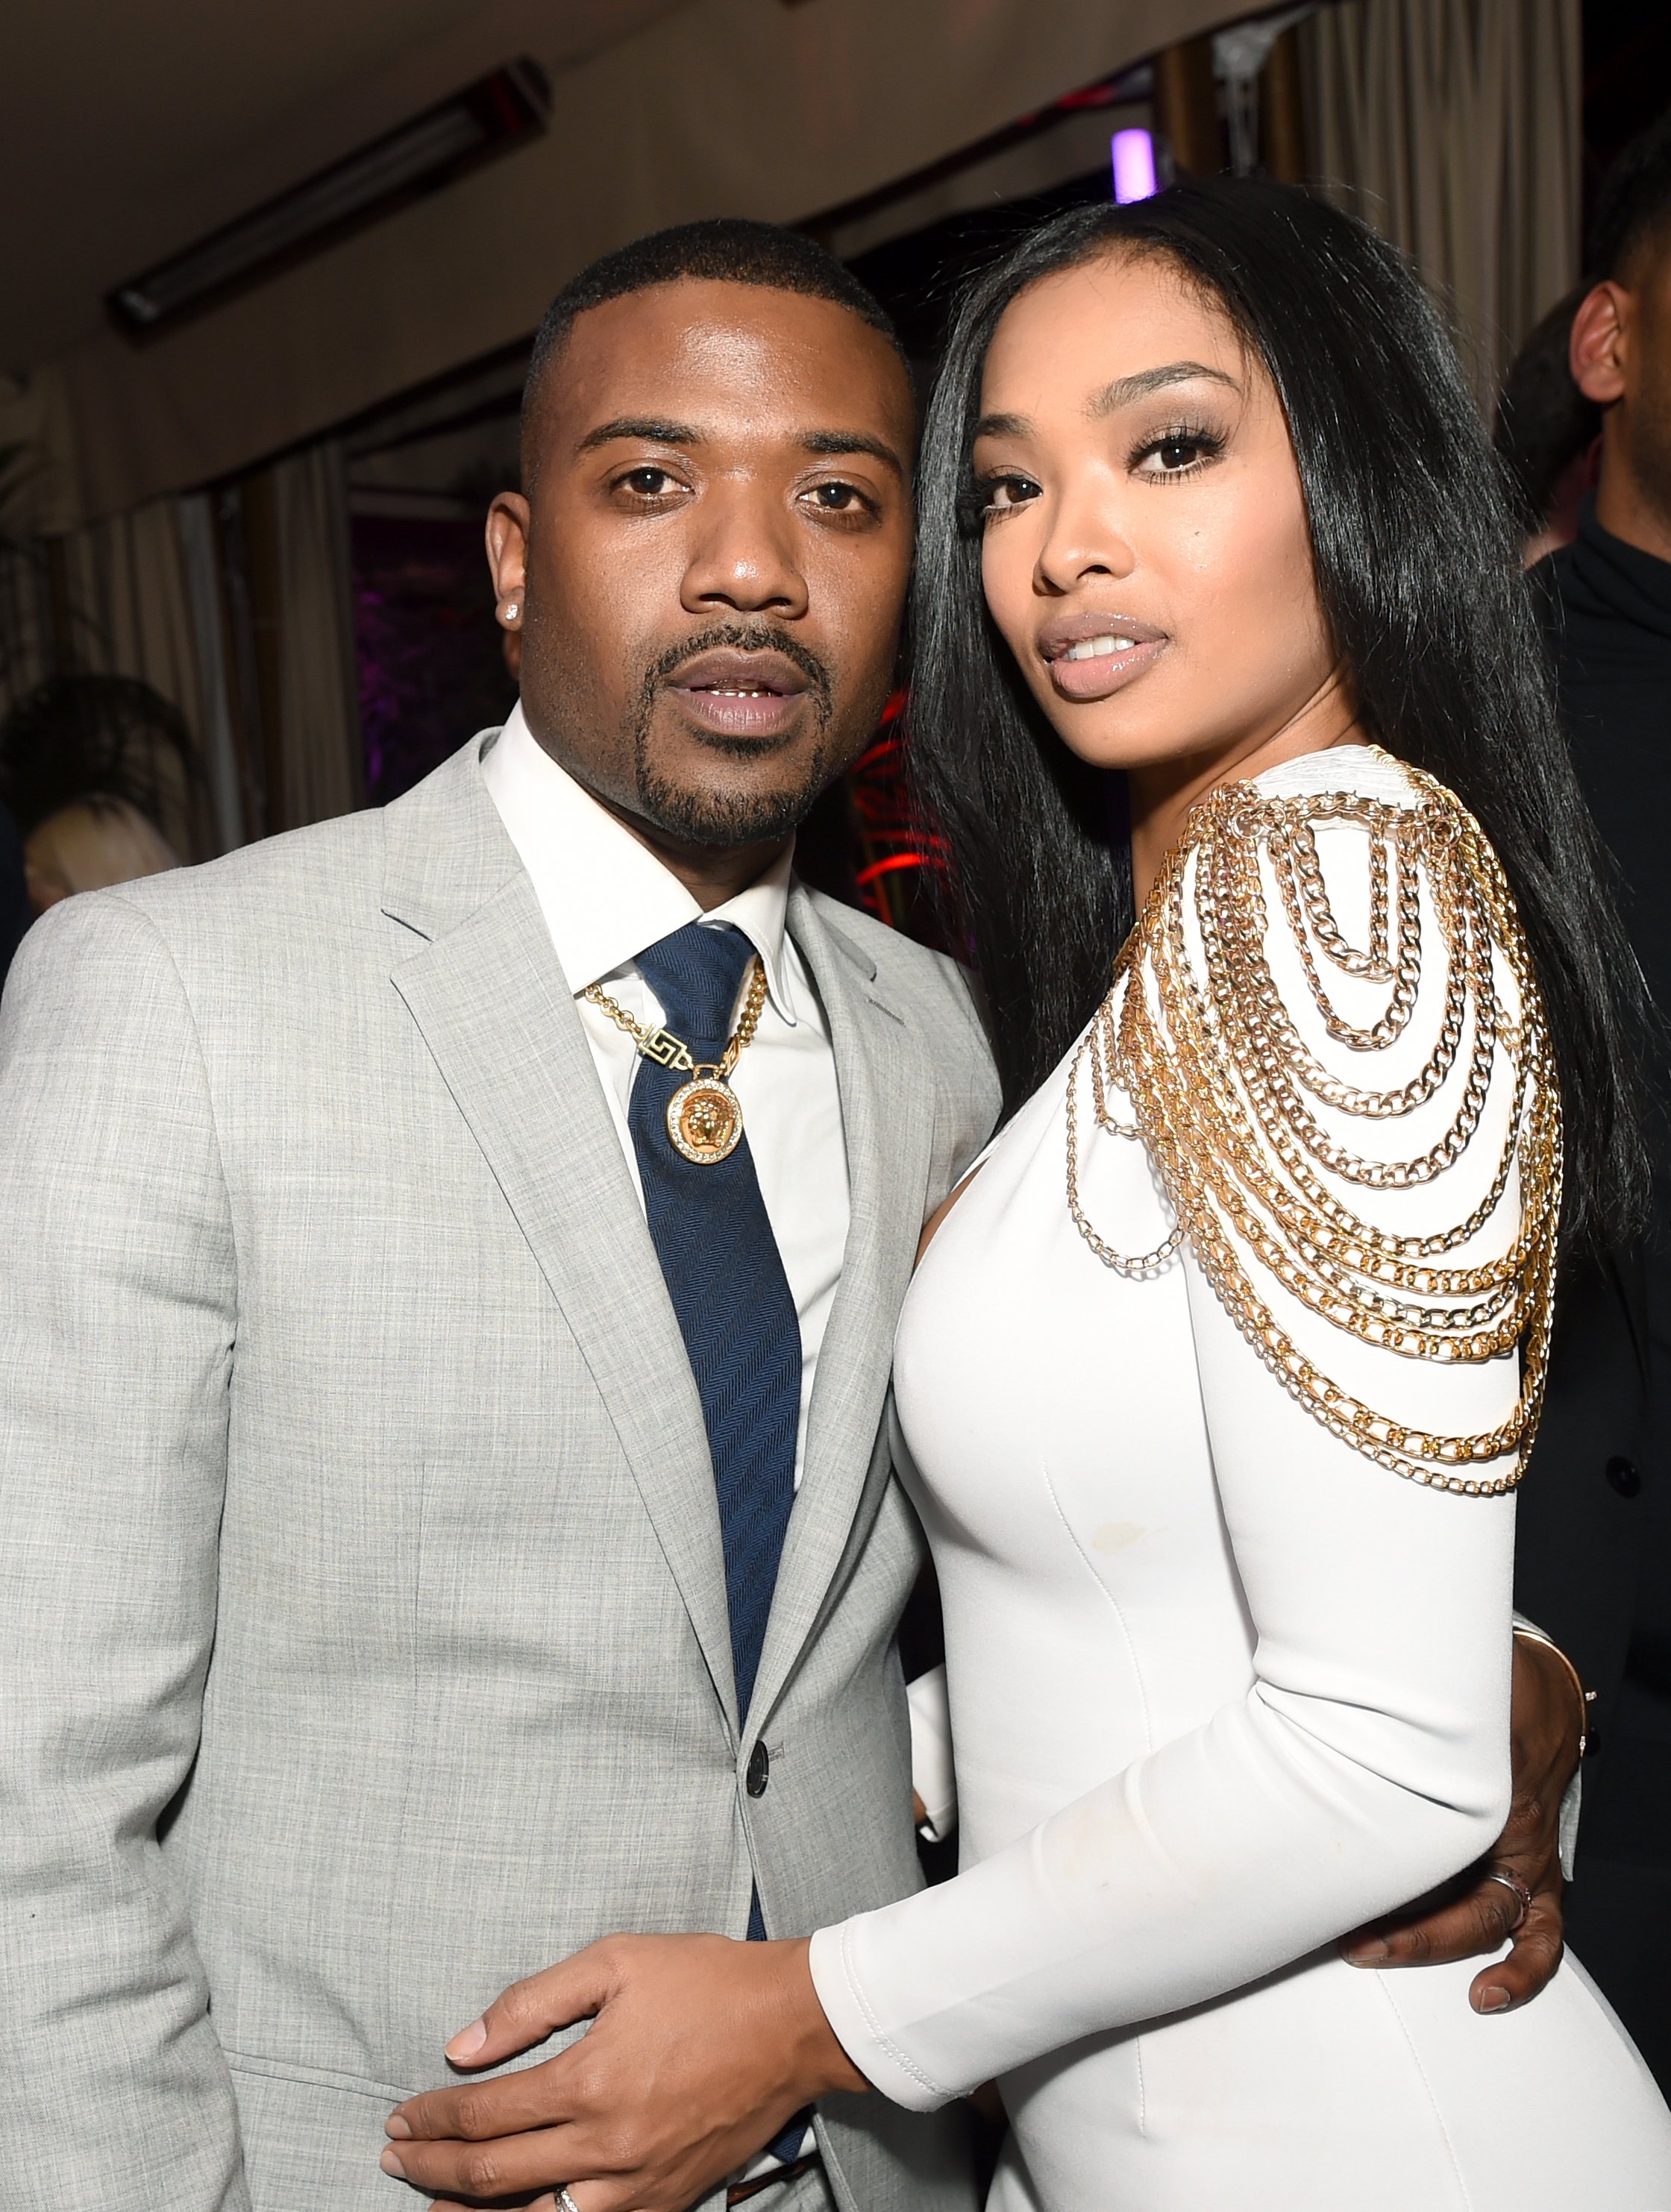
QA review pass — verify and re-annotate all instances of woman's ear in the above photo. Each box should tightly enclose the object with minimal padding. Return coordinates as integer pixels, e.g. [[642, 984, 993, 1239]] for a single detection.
[[1570, 282, 1629, 408]]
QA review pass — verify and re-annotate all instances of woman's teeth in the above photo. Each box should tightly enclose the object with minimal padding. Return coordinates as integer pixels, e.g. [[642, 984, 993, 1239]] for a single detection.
[[1062, 635, 1135, 662]]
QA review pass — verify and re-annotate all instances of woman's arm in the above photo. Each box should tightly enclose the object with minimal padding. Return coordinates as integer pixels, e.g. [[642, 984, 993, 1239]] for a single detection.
[[810, 1254, 1516, 2106]]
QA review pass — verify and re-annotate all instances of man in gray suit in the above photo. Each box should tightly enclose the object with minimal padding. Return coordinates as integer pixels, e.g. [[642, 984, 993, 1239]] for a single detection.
[[0, 222, 996, 2211]]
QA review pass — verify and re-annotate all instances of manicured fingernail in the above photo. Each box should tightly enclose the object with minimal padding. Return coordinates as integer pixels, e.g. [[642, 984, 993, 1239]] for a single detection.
[[446, 2017, 488, 2061], [380, 2148, 408, 2178], [383, 2114, 412, 2140], [1344, 1938, 1389, 1964], [1478, 1986, 1511, 2013]]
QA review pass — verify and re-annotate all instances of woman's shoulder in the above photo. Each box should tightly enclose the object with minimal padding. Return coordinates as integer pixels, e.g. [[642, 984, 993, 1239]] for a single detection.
[[1111, 738, 1560, 1495], [1247, 739, 1421, 808]]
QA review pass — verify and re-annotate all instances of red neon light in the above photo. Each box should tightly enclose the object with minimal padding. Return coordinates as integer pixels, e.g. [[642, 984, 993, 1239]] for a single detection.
[[856, 854, 927, 886]]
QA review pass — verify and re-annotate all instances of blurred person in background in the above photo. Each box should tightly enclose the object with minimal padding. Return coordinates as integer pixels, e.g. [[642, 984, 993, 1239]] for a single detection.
[[23, 792, 178, 913], [1514, 103, 1671, 2090], [1493, 288, 1601, 565], [0, 671, 205, 867]]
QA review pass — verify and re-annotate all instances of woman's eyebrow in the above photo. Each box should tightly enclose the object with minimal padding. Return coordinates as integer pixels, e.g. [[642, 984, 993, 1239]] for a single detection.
[[972, 411, 1033, 442], [1089, 362, 1240, 416]]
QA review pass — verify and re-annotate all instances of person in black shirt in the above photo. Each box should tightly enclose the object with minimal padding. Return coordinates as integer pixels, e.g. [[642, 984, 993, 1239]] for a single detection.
[[1518, 107, 1671, 2089]]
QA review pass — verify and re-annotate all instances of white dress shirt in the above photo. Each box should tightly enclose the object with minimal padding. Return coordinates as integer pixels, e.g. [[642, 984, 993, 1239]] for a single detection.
[[483, 704, 850, 1486]]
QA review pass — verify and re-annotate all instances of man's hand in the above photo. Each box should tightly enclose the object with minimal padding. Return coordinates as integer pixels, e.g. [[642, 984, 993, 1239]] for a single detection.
[[380, 1934, 867, 2211], [1340, 1632, 1582, 2012]]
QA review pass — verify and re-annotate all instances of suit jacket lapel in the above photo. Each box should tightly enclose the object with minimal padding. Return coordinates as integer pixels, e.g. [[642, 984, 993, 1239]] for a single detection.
[[745, 890, 935, 1741], [383, 742, 739, 1726]]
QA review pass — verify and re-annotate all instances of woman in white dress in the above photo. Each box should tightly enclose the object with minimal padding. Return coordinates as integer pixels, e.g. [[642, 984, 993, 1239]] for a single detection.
[[389, 180, 1671, 2210]]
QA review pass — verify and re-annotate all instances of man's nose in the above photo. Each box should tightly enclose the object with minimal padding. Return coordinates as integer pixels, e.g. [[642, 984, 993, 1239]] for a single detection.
[[680, 484, 809, 619]]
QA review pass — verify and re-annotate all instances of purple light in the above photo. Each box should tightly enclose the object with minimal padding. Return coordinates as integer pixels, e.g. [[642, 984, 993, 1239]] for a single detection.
[[1112, 128, 1158, 204]]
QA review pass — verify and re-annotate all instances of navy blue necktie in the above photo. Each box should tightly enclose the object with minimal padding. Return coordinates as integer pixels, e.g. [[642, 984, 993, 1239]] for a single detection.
[[628, 923, 815, 2165], [628, 920, 801, 1741]]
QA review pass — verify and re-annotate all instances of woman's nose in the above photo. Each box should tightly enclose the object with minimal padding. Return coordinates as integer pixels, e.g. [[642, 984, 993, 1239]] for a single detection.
[[1033, 483, 1136, 594]]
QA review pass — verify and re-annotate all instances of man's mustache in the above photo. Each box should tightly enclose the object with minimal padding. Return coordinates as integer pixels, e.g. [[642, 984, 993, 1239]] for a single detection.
[[640, 622, 834, 719]]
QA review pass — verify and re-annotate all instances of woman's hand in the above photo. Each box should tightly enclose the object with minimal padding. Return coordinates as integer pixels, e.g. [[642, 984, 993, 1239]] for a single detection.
[[380, 1933, 868, 2211], [1339, 1631, 1578, 2011]]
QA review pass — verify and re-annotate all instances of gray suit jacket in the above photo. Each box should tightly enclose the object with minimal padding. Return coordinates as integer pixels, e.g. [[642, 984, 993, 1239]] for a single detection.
[[0, 735, 998, 2210]]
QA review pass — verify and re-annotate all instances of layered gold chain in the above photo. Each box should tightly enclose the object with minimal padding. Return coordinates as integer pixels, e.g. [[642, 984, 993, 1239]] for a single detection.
[[1067, 755, 1561, 1495]]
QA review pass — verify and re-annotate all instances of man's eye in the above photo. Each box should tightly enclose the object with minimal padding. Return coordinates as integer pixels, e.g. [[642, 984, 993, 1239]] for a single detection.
[[806, 481, 867, 512], [620, 467, 678, 497]]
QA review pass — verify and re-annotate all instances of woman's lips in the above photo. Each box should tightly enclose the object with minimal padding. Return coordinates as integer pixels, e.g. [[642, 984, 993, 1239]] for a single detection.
[[1045, 632, 1167, 702]]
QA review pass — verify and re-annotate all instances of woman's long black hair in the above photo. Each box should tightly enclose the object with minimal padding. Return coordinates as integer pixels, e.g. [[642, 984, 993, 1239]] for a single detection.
[[909, 175, 1649, 1254]]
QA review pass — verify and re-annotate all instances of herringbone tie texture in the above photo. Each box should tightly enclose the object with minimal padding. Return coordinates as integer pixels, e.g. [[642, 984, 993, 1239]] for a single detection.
[[630, 921, 802, 1729], [629, 931, 817, 2171]]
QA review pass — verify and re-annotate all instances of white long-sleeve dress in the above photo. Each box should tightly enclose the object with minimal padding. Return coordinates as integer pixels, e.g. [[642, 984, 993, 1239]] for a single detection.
[[808, 745, 1671, 2211]]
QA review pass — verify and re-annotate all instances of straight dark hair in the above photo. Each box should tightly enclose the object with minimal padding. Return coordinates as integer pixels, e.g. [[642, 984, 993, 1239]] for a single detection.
[[908, 176, 1649, 1254]]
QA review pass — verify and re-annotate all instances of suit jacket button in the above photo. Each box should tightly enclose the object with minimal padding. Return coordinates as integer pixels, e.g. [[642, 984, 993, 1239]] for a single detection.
[[746, 1741, 770, 1797], [1606, 1455, 1643, 1498]]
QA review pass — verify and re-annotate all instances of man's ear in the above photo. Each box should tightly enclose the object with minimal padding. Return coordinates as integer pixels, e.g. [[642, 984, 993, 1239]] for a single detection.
[[1570, 282, 1630, 406], [486, 493, 532, 629]]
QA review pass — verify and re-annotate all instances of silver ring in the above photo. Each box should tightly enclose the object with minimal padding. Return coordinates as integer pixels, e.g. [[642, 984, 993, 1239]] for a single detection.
[[555, 2190, 581, 2212], [1483, 1867, 1534, 1929]]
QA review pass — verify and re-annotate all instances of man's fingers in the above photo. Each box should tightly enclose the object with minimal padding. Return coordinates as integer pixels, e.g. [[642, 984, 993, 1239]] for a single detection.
[[1341, 1874, 1523, 1968], [1469, 1900, 1565, 2014], [446, 1947, 618, 2068]]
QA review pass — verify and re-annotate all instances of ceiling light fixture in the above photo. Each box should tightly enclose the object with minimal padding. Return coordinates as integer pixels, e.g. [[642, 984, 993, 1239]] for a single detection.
[[107, 59, 549, 338]]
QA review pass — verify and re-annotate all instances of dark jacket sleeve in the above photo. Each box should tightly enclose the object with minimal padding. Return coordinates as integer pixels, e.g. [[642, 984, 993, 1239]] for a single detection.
[[1513, 1248, 1651, 1746], [0, 802, 30, 989]]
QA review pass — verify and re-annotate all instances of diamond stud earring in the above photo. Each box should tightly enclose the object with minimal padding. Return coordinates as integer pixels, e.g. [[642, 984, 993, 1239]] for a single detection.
[[504, 601, 519, 620]]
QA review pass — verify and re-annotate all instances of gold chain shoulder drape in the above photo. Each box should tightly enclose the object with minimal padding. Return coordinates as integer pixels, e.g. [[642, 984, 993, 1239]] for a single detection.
[[1068, 752, 1561, 1495]]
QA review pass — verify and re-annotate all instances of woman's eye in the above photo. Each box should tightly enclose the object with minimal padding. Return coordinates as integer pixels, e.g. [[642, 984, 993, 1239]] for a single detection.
[[1135, 431, 1221, 478], [620, 466, 679, 497], [981, 474, 1041, 515]]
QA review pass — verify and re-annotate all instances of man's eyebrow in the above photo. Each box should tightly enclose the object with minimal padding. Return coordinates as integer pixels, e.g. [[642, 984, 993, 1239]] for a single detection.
[[797, 428, 907, 480], [1089, 361, 1241, 415], [574, 416, 702, 456]]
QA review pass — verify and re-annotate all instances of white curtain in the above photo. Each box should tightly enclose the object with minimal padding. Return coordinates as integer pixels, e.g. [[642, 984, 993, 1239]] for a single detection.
[[42, 499, 232, 860], [260, 441, 364, 834], [0, 441, 366, 854], [1299, 0, 1582, 412]]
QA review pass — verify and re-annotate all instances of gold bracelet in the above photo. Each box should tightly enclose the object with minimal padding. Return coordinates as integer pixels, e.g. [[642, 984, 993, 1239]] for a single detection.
[[1512, 1623, 1595, 1758]]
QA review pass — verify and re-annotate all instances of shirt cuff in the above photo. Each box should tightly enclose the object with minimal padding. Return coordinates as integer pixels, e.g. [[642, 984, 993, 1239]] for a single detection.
[[907, 1664, 957, 1842]]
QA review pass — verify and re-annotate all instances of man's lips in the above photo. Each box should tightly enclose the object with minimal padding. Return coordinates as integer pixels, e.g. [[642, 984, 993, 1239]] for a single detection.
[[1036, 613, 1168, 703], [665, 648, 810, 741]]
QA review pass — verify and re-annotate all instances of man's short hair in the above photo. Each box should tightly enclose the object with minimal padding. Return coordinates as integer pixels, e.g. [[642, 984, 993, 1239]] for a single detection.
[[1592, 107, 1671, 283], [522, 218, 906, 444]]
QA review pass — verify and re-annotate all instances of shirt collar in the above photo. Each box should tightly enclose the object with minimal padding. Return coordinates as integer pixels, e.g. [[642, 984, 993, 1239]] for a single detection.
[[481, 702, 799, 1024]]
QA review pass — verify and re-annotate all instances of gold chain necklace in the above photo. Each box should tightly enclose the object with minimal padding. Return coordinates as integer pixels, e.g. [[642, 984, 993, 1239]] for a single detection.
[[1066, 754, 1561, 1496], [584, 956, 768, 1165]]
